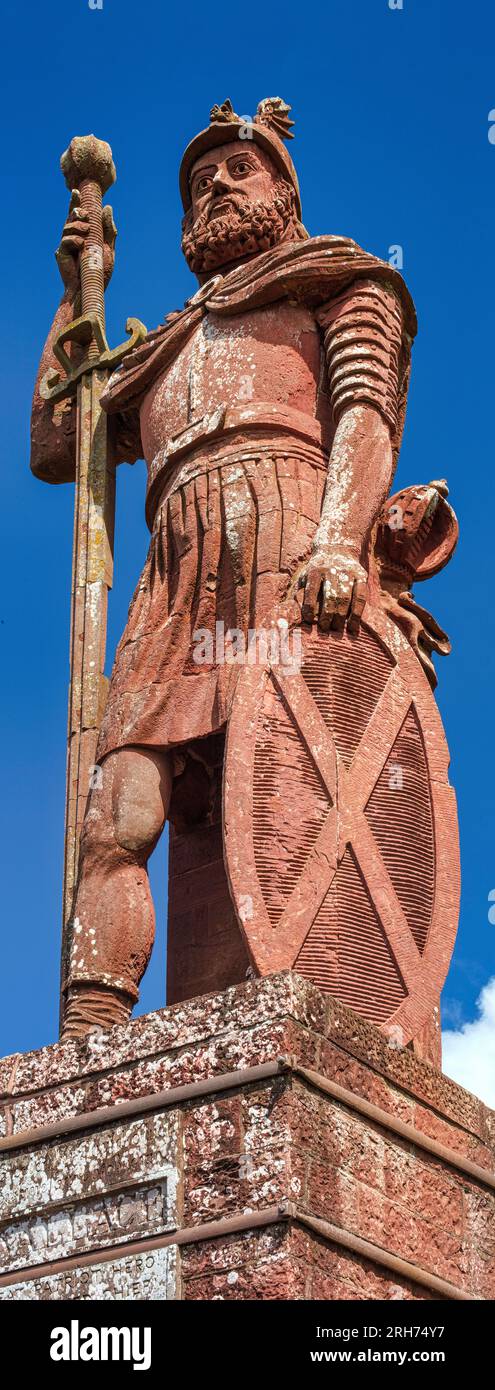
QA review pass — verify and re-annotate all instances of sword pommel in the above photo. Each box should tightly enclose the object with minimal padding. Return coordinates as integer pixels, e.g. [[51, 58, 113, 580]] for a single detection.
[[61, 135, 116, 194]]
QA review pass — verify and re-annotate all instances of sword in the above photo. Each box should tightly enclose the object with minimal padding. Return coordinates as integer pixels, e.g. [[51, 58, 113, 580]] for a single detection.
[[40, 135, 146, 1031]]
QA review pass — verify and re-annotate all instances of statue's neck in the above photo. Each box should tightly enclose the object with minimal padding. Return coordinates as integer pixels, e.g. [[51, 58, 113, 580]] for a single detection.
[[196, 249, 259, 286]]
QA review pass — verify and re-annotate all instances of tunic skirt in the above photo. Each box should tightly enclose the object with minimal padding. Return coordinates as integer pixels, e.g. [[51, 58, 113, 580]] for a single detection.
[[96, 435, 327, 762]]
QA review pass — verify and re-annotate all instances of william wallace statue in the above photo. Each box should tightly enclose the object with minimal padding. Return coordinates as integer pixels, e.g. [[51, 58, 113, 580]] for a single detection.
[[31, 100, 460, 1057]]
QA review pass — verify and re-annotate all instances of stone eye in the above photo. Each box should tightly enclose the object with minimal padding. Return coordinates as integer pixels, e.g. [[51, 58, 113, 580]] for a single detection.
[[196, 176, 212, 194]]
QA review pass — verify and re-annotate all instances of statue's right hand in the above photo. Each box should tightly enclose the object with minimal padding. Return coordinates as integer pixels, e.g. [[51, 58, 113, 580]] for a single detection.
[[55, 189, 116, 296]]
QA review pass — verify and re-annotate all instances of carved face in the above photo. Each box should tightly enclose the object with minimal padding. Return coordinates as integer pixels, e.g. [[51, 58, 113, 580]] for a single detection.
[[182, 140, 301, 275]]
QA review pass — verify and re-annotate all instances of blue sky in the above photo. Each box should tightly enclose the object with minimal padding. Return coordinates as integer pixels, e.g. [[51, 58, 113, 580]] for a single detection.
[[1, 0, 494, 1074]]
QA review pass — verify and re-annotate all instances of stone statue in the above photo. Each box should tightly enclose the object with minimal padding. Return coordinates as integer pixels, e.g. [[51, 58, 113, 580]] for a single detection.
[[31, 100, 460, 1059]]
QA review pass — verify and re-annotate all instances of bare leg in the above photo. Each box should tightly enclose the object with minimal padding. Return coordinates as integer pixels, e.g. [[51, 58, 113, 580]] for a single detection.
[[62, 746, 172, 1038]]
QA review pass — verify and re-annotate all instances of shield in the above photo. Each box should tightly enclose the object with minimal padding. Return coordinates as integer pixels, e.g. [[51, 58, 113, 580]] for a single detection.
[[223, 606, 460, 1044]]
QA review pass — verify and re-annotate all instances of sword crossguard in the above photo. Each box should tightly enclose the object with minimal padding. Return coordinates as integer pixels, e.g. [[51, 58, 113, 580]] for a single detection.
[[52, 312, 109, 376], [40, 315, 148, 402]]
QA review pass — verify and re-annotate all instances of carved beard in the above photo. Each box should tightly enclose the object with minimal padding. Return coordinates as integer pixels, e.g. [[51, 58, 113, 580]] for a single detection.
[[182, 182, 303, 274]]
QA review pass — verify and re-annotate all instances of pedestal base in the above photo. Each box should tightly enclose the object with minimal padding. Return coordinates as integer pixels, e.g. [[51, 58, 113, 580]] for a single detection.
[[0, 974, 493, 1300]]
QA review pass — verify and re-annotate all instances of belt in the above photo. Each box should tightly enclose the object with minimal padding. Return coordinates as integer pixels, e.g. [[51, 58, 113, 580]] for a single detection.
[[145, 402, 331, 528]]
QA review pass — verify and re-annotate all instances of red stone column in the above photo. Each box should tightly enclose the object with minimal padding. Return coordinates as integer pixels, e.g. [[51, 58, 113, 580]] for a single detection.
[[167, 758, 250, 1005]]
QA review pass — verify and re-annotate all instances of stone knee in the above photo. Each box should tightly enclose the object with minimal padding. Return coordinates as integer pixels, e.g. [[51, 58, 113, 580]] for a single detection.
[[77, 747, 172, 872], [111, 747, 172, 857]]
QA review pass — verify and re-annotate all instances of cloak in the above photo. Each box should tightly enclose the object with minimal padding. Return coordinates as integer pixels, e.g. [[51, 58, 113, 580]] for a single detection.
[[101, 234, 416, 425]]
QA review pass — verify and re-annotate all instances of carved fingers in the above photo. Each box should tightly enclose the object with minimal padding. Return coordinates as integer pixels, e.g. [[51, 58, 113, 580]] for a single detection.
[[102, 204, 117, 252], [300, 548, 368, 634], [55, 190, 116, 294], [300, 558, 323, 626], [55, 190, 88, 291], [101, 205, 117, 287], [347, 575, 368, 635]]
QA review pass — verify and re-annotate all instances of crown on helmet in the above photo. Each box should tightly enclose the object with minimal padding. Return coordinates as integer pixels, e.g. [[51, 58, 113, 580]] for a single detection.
[[179, 97, 302, 219]]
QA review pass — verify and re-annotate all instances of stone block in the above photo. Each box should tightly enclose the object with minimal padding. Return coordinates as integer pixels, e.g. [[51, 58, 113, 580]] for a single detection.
[[0, 973, 493, 1300]]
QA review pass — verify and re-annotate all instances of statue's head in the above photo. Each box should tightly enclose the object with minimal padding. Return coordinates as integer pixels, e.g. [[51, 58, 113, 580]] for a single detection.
[[180, 98, 308, 277]]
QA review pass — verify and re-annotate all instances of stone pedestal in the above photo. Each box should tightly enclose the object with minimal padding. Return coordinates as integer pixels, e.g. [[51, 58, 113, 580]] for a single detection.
[[0, 974, 493, 1301]]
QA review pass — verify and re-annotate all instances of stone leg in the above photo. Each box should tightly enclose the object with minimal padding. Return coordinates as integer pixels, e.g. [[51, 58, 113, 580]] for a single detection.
[[63, 746, 172, 1038]]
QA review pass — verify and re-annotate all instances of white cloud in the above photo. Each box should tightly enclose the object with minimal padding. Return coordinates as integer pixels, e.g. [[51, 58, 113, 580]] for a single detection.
[[442, 976, 495, 1107]]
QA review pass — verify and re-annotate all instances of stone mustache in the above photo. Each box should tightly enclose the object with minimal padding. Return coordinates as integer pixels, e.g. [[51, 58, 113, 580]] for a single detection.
[[31, 98, 460, 1064]]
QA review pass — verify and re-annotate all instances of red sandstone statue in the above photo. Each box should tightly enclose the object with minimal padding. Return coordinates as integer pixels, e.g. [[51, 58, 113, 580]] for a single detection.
[[31, 100, 460, 1060]]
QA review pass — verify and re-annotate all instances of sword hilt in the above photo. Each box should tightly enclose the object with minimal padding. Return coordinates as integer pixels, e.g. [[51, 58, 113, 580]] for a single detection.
[[40, 135, 146, 403], [61, 135, 116, 348]]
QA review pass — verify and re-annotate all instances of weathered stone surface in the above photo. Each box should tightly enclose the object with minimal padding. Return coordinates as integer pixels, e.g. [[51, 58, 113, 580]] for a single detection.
[[224, 609, 459, 1058], [1, 1247, 178, 1301], [0, 976, 494, 1300], [1, 974, 490, 1146], [32, 100, 459, 1055], [1, 1112, 179, 1221], [1, 1182, 168, 1274], [0, 1112, 178, 1274], [168, 762, 250, 1006], [181, 1225, 306, 1302]]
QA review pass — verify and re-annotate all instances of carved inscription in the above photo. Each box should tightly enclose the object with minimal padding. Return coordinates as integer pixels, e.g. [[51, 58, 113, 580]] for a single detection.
[[0, 1247, 178, 1300], [0, 1111, 180, 1280]]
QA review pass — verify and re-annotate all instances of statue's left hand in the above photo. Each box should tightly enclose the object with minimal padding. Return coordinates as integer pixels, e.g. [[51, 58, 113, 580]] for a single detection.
[[299, 545, 368, 634]]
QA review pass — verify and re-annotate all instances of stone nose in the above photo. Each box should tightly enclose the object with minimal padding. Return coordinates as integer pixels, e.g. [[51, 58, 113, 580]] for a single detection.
[[211, 165, 234, 196]]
